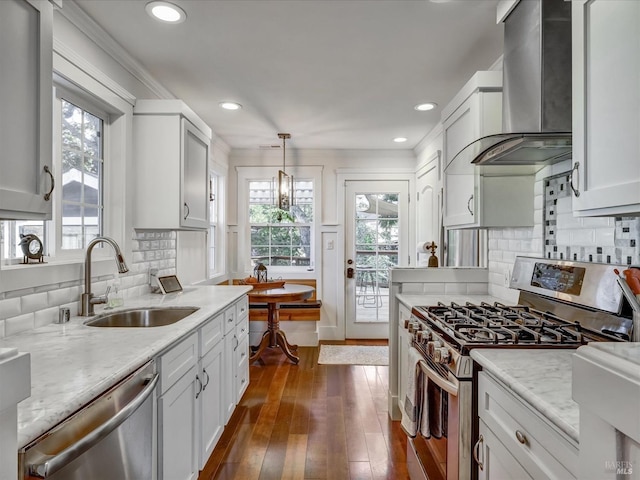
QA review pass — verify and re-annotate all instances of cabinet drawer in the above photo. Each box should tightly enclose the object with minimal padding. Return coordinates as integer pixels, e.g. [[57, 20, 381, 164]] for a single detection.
[[236, 334, 249, 368], [200, 313, 224, 355], [236, 315, 249, 342], [236, 296, 248, 324], [159, 332, 198, 394], [478, 372, 578, 479], [223, 304, 236, 335]]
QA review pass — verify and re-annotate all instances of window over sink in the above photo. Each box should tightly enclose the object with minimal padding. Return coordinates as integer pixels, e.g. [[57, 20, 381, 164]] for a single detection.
[[1, 89, 107, 264]]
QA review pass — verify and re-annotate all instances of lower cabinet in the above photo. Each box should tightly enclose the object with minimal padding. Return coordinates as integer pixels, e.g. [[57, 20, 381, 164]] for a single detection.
[[157, 295, 249, 479], [158, 333, 199, 480], [475, 372, 578, 479]]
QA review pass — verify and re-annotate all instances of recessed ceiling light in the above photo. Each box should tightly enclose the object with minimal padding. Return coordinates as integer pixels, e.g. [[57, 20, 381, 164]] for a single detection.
[[393, 137, 408, 143], [414, 102, 437, 111], [219, 101, 242, 111], [145, 1, 186, 23]]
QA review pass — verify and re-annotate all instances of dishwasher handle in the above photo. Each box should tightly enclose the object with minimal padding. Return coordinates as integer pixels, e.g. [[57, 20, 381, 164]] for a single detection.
[[28, 373, 159, 478]]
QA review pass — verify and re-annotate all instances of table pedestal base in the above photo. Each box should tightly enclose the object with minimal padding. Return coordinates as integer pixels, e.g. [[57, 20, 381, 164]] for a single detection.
[[250, 303, 299, 364]]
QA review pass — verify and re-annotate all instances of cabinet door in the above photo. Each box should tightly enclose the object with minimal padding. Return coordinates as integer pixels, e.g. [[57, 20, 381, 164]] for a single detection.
[[443, 91, 502, 228], [223, 331, 236, 423], [181, 119, 209, 229], [572, 0, 640, 215], [416, 151, 443, 264], [158, 365, 198, 480], [235, 334, 249, 401], [397, 324, 410, 410], [477, 420, 533, 480], [0, 0, 53, 220], [199, 340, 224, 469]]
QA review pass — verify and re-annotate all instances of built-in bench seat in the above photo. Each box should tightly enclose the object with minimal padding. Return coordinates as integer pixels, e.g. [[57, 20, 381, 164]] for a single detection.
[[230, 279, 321, 322]]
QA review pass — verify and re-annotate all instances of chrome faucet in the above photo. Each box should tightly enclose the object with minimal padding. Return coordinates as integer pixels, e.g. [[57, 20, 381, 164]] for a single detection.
[[80, 236, 129, 316]]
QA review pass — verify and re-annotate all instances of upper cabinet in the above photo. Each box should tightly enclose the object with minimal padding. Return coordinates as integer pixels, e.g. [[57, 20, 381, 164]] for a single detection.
[[133, 100, 211, 230], [0, 0, 53, 220], [442, 71, 534, 228], [571, 0, 640, 216]]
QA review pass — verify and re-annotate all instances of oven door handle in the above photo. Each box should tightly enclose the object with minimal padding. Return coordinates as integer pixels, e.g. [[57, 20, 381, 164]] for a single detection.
[[418, 360, 459, 397]]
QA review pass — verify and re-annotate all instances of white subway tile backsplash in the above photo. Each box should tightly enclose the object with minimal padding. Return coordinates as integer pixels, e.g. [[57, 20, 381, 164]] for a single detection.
[[0, 297, 21, 320], [35, 307, 58, 329], [595, 228, 616, 247], [444, 283, 468, 295], [571, 229, 595, 246], [467, 283, 489, 294], [0, 228, 179, 337], [21, 292, 48, 314], [6, 313, 35, 336], [423, 283, 446, 294]]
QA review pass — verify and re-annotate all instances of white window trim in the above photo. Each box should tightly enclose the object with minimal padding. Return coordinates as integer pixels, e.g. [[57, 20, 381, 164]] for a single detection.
[[0, 53, 134, 294], [236, 165, 323, 276]]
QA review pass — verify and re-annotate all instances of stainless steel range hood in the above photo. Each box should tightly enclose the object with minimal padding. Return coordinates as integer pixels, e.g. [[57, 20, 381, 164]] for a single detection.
[[454, 0, 573, 172]]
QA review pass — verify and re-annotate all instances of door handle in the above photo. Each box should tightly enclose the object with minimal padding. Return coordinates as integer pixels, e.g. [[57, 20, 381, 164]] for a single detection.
[[347, 267, 354, 279]]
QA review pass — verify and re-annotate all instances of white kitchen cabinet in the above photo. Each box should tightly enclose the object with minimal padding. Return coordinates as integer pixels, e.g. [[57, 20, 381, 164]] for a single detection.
[[442, 71, 534, 228], [199, 336, 224, 469], [133, 100, 211, 229], [0, 0, 54, 220], [571, 0, 640, 216], [223, 296, 249, 422], [477, 419, 532, 480], [415, 148, 443, 265], [476, 371, 578, 479], [158, 333, 199, 480], [157, 296, 249, 478]]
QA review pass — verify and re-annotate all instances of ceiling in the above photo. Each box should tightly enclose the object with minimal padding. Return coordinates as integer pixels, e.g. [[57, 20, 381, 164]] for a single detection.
[[71, 0, 504, 150]]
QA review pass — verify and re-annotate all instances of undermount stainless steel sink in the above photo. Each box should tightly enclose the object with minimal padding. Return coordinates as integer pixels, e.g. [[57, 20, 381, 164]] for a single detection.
[[84, 307, 199, 328]]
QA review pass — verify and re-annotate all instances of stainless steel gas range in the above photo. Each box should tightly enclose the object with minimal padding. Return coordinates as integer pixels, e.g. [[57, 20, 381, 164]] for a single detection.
[[402, 257, 635, 480]]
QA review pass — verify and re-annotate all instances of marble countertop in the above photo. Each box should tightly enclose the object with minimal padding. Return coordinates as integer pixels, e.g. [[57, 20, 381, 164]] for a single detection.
[[470, 349, 579, 444], [0, 285, 251, 449]]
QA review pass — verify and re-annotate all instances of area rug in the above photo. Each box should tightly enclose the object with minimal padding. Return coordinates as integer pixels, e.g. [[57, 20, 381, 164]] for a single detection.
[[317, 345, 389, 366]]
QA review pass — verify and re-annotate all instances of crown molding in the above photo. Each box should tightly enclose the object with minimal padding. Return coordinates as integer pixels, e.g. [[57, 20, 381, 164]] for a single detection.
[[57, 0, 175, 100], [54, 39, 136, 105]]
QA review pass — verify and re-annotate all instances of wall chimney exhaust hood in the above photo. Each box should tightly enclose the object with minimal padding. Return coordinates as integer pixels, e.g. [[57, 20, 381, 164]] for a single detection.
[[452, 0, 573, 174]]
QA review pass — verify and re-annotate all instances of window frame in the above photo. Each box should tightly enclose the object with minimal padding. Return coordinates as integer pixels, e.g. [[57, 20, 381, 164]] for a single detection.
[[53, 86, 108, 260], [0, 60, 134, 294], [236, 165, 322, 276]]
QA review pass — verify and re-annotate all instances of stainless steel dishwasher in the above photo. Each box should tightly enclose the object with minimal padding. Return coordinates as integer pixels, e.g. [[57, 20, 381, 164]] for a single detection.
[[19, 361, 158, 480]]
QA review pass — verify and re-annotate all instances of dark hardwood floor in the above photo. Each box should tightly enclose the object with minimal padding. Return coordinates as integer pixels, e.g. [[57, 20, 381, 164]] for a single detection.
[[199, 340, 410, 480]]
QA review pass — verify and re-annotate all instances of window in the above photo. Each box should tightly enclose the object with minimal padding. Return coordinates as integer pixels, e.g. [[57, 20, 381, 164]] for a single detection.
[[1, 91, 105, 263], [249, 179, 314, 268], [60, 98, 104, 249]]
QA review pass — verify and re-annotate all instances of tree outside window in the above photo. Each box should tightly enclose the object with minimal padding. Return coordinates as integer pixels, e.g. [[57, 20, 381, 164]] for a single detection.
[[249, 179, 313, 268]]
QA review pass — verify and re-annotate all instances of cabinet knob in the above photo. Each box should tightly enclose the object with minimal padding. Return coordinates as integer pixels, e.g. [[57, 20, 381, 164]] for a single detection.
[[515, 430, 528, 445]]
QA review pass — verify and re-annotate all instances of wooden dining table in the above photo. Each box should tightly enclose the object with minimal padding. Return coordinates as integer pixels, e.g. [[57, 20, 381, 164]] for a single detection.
[[248, 283, 315, 364]]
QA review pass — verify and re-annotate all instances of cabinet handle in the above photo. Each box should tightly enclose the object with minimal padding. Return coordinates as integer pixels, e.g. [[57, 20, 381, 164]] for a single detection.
[[234, 334, 239, 351], [515, 430, 528, 445], [202, 368, 210, 391], [195, 374, 203, 399], [467, 194, 474, 216], [43, 165, 55, 201], [183, 202, 190, 220], [569, 161, 580, 197], [473, 434, 484, 471]]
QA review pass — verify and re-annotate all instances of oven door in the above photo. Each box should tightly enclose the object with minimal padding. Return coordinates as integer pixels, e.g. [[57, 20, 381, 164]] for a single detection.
[[408, 358, 473, 480]]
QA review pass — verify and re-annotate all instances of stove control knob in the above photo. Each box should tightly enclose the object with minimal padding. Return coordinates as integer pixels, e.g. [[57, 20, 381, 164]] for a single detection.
[[434, 347, 451, 364], [421, 331, 431, 343], [427, 340, 442, 356]]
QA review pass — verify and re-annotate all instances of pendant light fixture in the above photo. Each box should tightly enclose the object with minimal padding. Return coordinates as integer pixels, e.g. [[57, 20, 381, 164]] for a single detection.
[[277, 133, 294, 211]]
